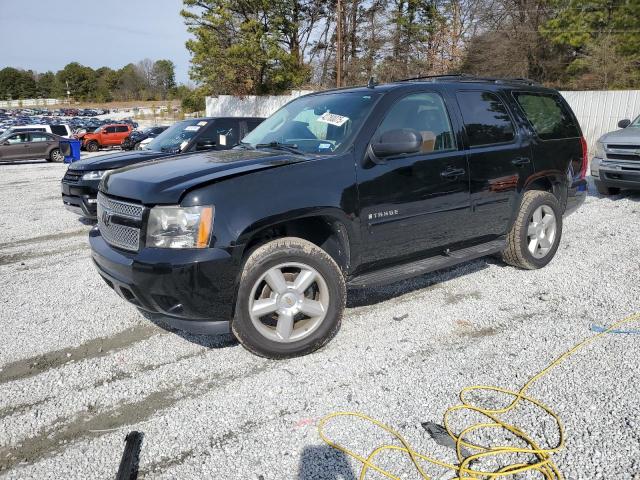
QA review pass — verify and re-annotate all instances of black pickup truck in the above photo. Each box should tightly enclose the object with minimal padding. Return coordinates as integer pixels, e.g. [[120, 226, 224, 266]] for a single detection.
[[61, 117, 264, 218], [90, 77, 587, 358]]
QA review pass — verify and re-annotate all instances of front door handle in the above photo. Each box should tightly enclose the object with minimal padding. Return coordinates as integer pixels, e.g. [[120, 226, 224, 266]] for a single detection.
[[512, 157, 531, 166], [440, 167, 466, 179]]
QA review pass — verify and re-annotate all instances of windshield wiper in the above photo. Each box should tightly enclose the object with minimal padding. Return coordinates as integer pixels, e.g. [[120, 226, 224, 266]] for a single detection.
[[255, 142, 304, 155], [235, 141, 256, 150]]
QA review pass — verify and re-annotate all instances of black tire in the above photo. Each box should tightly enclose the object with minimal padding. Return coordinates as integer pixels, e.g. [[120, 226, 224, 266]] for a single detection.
[[86, 141, 99, 152], [595, 180, 620, 196], [121, 137, 132, 150], [134, 142, 142, 150], [502, 190, 563, 270], [48, 148, 63, 163], [232, 237, 346, 359]]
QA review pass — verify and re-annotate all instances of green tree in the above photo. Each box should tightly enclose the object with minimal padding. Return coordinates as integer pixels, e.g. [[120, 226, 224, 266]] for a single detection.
[[152, 60, 177, 99], [56, 62, 98, 101], [181, 0, 312, 95], [36, 71, 62, 98], [0, 67, 37, 99], [542, 0, 640, 88]]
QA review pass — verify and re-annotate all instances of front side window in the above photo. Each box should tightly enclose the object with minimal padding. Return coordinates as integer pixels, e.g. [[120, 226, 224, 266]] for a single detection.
[[6, 133, 29, 144], [242, 92, 380, 154], [629, 115, 640, 128], [105, 126, 117, 134], [376, 92, 456, 153], [457, 91, 515, 147], [514, 92, 580, 140], [146, 119, 210, 153], [198, 119, 239, 148]]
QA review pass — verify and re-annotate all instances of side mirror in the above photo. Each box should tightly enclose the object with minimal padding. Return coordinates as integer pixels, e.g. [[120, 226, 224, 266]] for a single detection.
[[618, 119, 631, 129], [369, 128, 422, 163], [196, 140, 216, 150]]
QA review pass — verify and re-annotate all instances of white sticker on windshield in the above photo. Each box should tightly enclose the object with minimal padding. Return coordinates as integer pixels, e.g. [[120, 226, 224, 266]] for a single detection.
[[185, 125, 200, 131], [179, 140, 189, 151], [317, 112, 349, 127], [219, 134, 227, 146], [197, 121, 208, 126]]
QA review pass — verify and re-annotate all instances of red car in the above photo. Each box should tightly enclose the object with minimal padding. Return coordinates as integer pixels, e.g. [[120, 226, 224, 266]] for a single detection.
[[79, 124, 132, 152]]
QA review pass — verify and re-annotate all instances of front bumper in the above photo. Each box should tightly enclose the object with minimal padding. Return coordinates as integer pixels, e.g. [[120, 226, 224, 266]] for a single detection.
[[89, 228, 239, 334], [61, 179, 99, 218], [591, 157, 640, 190]]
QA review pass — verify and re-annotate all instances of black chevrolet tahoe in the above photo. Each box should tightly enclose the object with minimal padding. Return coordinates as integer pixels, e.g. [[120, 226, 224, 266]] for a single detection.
[[61, 117, 264, 218], [90, 77, 587, 358]]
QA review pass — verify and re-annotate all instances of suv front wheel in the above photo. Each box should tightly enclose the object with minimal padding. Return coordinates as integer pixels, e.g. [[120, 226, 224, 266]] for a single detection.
[[233, 237, 346, 359], [502, 190, 563, 270]]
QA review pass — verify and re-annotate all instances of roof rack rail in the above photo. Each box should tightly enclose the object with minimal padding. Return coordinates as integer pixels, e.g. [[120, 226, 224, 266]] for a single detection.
[[396, 74, 540, 86]]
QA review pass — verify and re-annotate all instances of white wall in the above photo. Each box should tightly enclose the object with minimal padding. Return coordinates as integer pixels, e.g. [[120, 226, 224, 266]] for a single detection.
[[206, 90, 313, 118], [206, 89, 640, 152], [0, 98, 60, 108]]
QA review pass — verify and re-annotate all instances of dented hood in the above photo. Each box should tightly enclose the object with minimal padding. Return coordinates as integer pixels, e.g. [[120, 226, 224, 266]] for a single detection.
[[100, 149, 310, 204]]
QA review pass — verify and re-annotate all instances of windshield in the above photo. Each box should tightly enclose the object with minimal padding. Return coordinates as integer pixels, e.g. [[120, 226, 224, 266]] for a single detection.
[[241, 92, 380, 154], [630, 115, 640, 128], [145, 119, 209, 153]]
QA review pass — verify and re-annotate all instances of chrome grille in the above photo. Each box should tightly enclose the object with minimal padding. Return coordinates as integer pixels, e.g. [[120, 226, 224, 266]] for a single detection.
[[97, 193, 144, 219], [605, 144, 640, 162], [97, 193, 143, 252]]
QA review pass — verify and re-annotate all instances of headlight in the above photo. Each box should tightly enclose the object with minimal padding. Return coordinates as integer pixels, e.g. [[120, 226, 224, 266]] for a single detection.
[[82, 170, 107, 180], [146, 205, 214, 248], [593, 141, 605, 159]]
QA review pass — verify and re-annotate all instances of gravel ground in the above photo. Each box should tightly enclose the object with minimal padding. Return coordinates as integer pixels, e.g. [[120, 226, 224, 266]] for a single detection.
[[0, 161, 639, 479]]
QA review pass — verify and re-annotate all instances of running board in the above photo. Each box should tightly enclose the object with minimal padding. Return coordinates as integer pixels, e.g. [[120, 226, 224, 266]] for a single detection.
[[347, 239, 505, 288]]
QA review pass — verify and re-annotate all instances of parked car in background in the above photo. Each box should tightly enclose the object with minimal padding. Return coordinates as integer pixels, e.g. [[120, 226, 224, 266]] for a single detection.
[[90, 77, 587, 358], [0, 131, 64, 162], [8, 124, 72, 138], [591, 115, 640, 195], [78, 123, 133, 152], [61, 116, 264, 217], [121, 125, 169, 150]]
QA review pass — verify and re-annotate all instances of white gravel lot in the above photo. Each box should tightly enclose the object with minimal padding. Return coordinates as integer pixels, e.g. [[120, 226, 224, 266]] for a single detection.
[[0, 160, 639, 479]]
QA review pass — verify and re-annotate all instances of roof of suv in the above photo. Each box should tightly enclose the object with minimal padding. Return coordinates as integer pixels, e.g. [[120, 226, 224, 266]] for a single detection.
[[313, 75, 557, 96]]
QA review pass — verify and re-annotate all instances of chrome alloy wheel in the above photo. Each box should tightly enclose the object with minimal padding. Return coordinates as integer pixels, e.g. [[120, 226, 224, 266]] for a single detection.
[[248, 262, 329, 343], [51, 149, 64, 162], [527, 205, 557, 259]]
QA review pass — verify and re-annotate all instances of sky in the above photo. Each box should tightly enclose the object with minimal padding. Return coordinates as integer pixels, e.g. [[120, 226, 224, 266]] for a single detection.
[[0, 0, 193, 84]]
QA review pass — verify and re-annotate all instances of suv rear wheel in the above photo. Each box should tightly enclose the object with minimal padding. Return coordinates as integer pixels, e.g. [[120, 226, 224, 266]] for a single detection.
[[233, 237, 346, 359], [594, 180, 620, 196], [502, 190, 562, 270]]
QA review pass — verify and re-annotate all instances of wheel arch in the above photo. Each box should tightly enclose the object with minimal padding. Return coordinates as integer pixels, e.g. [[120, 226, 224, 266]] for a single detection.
[[237, 211, 353, 275]]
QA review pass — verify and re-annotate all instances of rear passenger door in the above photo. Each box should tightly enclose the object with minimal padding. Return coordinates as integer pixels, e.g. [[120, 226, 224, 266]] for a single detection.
[[114, 126, 130, 145], [456, 90, 534, 239], [27, 132, 56, 159]]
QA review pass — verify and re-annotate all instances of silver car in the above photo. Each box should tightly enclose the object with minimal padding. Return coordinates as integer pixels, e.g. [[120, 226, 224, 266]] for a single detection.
[[591, 115, 640, 195]]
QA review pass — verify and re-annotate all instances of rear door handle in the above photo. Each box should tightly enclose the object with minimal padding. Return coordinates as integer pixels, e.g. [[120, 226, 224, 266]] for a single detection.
[[440, 167, 466, 179], [512, 157, 531, 166]]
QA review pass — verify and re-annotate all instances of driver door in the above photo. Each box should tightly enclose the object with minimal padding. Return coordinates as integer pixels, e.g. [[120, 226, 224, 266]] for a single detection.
[[356, 91, 471, 266], [0, 133, 31, 161]]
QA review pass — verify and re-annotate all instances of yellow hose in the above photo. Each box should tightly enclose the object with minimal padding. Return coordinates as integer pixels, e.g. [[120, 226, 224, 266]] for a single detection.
[[318, 312, 640, 480]]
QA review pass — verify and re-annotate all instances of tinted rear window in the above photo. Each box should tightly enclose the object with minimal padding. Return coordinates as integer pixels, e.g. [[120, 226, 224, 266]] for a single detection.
[[51, 125, 67, 136], [116, 126, 129, 133], [456, 91, 515, 147], [513, 92, 580, 140]]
